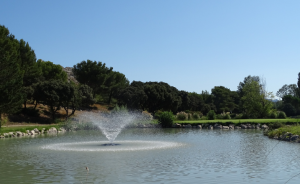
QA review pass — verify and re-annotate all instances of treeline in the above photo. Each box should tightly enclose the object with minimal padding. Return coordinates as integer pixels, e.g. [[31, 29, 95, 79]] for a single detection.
[[1, 24, 299, 123]]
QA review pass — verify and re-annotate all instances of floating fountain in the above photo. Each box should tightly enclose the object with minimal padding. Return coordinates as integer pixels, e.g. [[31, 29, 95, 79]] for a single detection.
[[42, 110, 183, 152], [80, 110, 135, 145]]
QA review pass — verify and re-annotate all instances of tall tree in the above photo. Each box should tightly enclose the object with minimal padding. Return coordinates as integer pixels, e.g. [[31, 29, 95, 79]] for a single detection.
[[73, 60, 113, 97], [0, 25, 24, 122], [36, 59, 67, 81], [33, 80, 69, 120], [104, 71, 129, 104], [276, 84, 298, 99], [18, 39, 41, 108], [211, 86, 238, 113], [241, 80, 273, 118], [69, 84, 95, 116]]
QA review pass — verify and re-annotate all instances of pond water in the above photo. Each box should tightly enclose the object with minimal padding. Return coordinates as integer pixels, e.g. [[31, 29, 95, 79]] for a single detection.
[[1, 129, 300, 184]]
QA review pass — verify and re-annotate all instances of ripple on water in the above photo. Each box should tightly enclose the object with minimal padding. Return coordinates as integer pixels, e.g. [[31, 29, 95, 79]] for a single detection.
[[41, 140, 185, 152]]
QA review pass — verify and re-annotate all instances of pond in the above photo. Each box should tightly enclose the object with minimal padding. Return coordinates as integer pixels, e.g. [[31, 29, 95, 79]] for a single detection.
[[1, 128, 300, 184]]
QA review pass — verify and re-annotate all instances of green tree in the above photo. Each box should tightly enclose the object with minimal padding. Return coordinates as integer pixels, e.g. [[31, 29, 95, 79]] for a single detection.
[[73, 60, 113, 97], [241, 80, 273, 118], [276, 84, 298, 99], [69, 84, 95, 116], [0, 25, 24, 122], [36, 59, 67, 81], [18, 39, 41, 108], [116, 85, 148, 110], [104, 71, 129, 104], [211, 86, 238, 113], [33, 80, 70, 120]]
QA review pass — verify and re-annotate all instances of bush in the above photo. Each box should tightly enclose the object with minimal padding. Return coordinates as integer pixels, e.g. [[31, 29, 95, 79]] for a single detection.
[[192, 113, 200, 120], [269, 112, 277, 119], [176, 111, 188, 120], [159, 111, 175, 128], [111, 104, 128, 114], [188, 113, 193, 120], [201, 116, 207, 120], [269, 122, 283, 129], [154, 110, 163, 119], [216, 114, 223, 119], [278, 111, 287, 119], [241, 114, 249, 119], [207, 110, 216, 120], [223, 114, 231, 119]]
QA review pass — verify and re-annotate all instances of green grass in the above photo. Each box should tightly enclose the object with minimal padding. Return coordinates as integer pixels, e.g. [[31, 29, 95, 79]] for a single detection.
[[174, 118, 300, 124], [267, 125, 300, 138], [0, 124, 61, 134]]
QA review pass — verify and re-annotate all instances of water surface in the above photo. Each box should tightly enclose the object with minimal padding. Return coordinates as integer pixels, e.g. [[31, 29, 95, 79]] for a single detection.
[[1, 129, 300, 184]]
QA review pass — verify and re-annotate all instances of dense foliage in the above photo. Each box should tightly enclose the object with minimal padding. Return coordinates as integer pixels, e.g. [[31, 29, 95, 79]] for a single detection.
[[1, 24, 300, 124], [158, 111, 174, 128]]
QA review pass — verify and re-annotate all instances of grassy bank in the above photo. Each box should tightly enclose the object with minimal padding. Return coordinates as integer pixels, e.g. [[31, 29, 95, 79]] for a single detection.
[[174, 119, 300, 125], [267, 125, 300, 138], [0, 124, 62, 134]]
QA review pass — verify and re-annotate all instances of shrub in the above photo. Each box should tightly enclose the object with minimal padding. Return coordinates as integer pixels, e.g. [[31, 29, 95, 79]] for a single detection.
[[176, 111, 188, 120], [207, 110, 216, 120], [201, 116, 207, 120], [269, 112, 277, 119], [188, 113, 193, 120], [241, 113, 249, 119], [111, 104, 128, 114], [192, 113, 200, 120], [154, 110, 163, 119], [216, 114, 223, 119], [223, 114, 231, 119], [278, 111, 287, 119], [269, 122, 283, 129], [159, 111, 175, 128]]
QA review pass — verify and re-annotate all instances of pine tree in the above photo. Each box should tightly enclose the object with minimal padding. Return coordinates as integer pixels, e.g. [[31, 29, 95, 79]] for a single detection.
[[0, 25, 23, 124]]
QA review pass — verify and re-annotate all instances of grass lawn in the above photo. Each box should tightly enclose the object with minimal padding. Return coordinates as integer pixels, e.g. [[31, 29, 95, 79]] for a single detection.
[[267, 125, 300, 138], [174, 119, 300, 124], [0, 124, 61, 134]]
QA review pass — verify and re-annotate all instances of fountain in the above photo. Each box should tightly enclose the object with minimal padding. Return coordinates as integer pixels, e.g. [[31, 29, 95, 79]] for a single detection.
[[80, 110, 135, 145], [42, 109, 183, 152]]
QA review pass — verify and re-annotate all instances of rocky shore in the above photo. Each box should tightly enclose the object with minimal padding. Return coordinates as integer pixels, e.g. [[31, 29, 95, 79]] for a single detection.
[[0, 123, 270, 139], [0, 127, 67, 138], [172, 123, 269, 130]]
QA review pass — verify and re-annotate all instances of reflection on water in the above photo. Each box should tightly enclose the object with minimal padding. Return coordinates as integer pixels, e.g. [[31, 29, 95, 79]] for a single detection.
[[1, 129, 300, 184]]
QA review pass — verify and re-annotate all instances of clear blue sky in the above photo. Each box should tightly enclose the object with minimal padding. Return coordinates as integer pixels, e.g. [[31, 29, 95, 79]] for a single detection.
[[1, 0, 299, 96]]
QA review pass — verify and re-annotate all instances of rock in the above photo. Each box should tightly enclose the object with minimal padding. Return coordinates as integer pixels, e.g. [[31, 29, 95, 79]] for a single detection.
[[59, 127, 66, 132], [291, 135, 299, 141], [3, 133, 9, 137], [33, 128, 40, 134], [214, 124, 222, 129], [235, 126, 241, 129], [26, 130, 30, 134], [222, 126, 229, 129], [184, 124, 192, 128], [241, 124, 247, 129], [197, 125, 202, 129], [30, 130, 36, 135], [0, 135, 4, 138], [48, 127, 57, 134], [16, 131, 23, 136], [261, 124, 269, 130], [208, 125, 213, 130], [175, 124, 181, 128]]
